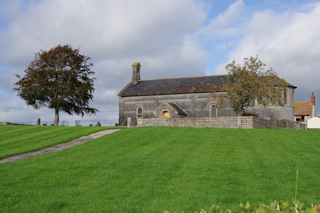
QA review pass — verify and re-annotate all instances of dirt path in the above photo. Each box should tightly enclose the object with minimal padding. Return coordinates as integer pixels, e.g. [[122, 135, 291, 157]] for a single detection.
[[0, 129, 121, 164]]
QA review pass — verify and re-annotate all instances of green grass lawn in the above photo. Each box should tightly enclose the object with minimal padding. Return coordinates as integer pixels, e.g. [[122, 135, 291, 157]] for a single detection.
[[1, 127, 320, 212], [0, 125, 117, 159]]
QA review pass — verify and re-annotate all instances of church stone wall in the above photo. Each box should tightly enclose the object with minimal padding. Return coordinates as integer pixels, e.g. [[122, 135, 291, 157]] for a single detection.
[[119, 92, 295, 126], [119, 93, 235, 126]]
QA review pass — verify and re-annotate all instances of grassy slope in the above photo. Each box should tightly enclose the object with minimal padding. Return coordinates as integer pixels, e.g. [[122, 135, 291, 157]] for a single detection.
[[0, 126, 114, 159], [0, 127, 320, 212]]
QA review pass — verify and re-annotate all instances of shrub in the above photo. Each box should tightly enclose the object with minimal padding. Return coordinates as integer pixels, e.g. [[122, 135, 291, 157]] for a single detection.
[[163, 200, 320, 213]]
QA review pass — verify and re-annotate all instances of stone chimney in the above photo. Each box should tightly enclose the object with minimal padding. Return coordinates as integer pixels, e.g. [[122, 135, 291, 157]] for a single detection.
[[311, 92, 315, 117], [132, 62, 141, 83]]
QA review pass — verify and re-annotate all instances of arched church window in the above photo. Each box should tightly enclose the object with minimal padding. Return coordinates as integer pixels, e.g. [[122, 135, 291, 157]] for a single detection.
[[137, 107, 143, 118], [210, 104, 217, 117]]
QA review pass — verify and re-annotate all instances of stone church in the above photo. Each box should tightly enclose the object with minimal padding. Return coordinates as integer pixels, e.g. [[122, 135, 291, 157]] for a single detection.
[[118, 62, 296, 126]]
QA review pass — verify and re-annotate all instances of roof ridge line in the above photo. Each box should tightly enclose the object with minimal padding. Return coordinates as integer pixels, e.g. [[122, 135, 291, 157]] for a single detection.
[[138, 74, 228, 82]]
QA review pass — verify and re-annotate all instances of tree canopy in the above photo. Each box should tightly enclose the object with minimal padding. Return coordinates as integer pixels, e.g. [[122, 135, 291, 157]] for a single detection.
[[14, 44, 98, 126], [214, 56, 288, 116]]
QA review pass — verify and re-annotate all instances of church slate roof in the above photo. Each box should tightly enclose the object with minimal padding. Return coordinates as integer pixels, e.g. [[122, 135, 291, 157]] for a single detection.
[[119, 75, 228, 97], [168, 103, 188, 116]]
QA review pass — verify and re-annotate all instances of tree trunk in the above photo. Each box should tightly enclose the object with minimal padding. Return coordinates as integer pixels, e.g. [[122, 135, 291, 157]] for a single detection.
[[54, 108, 59, 126], [237, 114, 242, 128]]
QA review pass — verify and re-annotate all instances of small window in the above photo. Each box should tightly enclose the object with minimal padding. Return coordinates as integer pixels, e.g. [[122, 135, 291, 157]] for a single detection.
[[137, 107, 143, 118], [210, 104, 217, 117], [284, 90, 287, 105]]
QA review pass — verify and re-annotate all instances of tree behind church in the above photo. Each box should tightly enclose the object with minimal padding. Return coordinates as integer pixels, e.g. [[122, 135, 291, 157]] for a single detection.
[[215, 56, 288, 117], [14, 45, 98, 126]]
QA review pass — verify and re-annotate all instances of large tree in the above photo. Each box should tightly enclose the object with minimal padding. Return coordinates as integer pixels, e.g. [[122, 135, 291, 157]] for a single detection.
[[214, 56, 288, 117], [14, 44, 98, 126]]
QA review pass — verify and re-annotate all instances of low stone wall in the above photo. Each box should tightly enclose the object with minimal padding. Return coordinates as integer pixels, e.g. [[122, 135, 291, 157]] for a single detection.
[[251, 117, 305, 129], [137, 116, 306, 130], [0, 122, 30, 126]]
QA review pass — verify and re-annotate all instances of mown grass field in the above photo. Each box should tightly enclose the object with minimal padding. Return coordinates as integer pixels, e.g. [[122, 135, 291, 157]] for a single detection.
[[1, 127, 320, 212], [0, 125, 117, 159]]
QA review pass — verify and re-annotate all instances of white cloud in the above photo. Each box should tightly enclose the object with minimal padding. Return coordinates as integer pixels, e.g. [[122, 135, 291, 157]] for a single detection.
[[199, 0, 245, 37], [1, 0, 206, 63], [209, 0, 244, 28], [216, 2, 320, 114], [0, 0, 208, 124]]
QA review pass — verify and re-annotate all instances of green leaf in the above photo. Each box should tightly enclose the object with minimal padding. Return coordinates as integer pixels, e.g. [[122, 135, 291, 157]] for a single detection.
[[256, 207, 266, 213], [245, 201, 251, 209], [270, 201, 278, 209], [281, 202, 289, 210], [299, 203, 306, 210], [306, 208, 318, 213]]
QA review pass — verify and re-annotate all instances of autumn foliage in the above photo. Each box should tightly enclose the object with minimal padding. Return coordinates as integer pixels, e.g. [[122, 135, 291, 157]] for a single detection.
[[215, 56, 288, 116], [14, 45, 97, 125]]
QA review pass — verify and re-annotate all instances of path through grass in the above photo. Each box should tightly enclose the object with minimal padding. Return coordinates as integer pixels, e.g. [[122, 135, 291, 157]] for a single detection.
[[1, 127, 320, 212], [0, 126, 115, 159]]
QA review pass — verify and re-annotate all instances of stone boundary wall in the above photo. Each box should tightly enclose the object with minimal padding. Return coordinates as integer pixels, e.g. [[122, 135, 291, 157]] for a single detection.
[[137, 116, 306, 130], [251, 117, 305, 129], [0, 122, 30, 126]]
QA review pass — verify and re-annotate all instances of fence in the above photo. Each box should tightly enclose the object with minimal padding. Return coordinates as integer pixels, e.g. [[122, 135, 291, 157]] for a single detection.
[[0, 119, 118, 126]]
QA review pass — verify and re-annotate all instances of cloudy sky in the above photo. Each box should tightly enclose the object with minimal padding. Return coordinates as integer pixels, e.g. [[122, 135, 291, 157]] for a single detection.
[[1, 0, 320, 125]]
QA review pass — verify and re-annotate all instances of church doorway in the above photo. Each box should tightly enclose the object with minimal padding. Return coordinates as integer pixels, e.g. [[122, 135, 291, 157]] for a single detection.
[[162, 111, 171, 118]]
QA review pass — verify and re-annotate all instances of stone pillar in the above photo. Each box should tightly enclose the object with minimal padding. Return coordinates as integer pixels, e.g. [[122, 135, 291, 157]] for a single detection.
[[127, 117, 131, 128], [37, 118, 41, 126], [237, 116, 242, 128]]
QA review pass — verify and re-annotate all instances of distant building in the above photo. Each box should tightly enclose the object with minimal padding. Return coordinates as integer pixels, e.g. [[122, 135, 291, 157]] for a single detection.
[[294, 92, 316, 123], [118, 62, 296, 126], [307, 117, 320, 129]]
